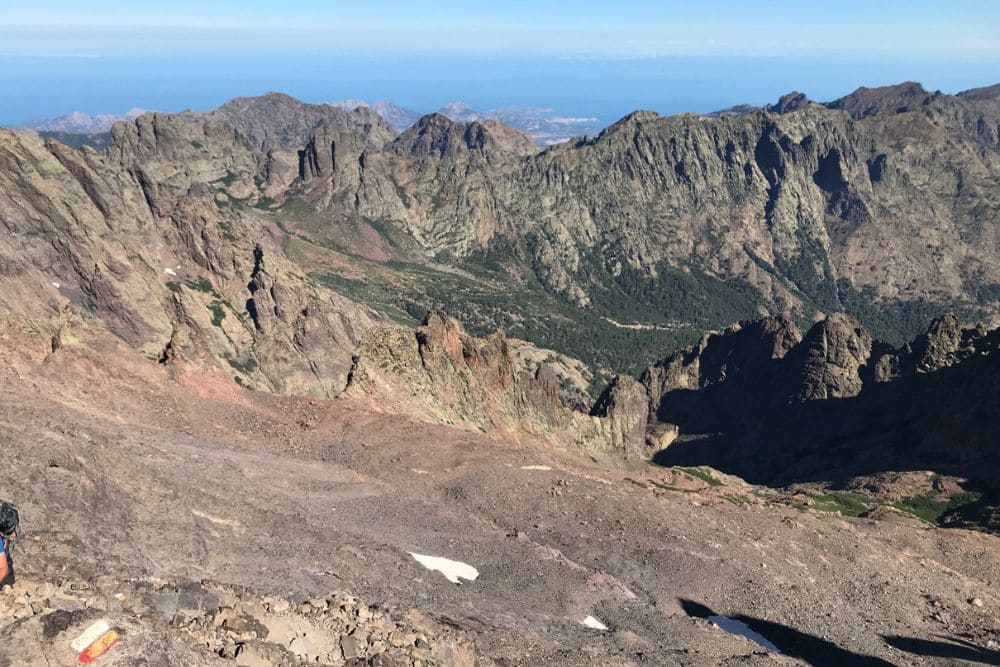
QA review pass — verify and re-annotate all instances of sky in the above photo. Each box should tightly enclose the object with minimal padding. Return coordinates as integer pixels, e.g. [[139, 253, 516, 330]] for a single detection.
[[2, 1, 999, 125]]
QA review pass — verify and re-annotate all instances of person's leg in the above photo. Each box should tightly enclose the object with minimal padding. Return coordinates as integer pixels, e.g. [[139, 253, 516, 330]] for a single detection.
[[0, 552, 13, 587]]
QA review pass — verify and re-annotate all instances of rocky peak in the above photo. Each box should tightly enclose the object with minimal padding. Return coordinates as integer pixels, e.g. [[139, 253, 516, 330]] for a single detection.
[[767, 91, 813, 114], [201, 92, 396, 151], [643, 315, 801, 405], [391, 113, 536, 159], [596, 110, 663, 139], [789, 313, 873, 402], [480, 118, 540, 156], [826, 82, 934, 119], [867, 313, 999, 382], [957, 83, 1000, 103]]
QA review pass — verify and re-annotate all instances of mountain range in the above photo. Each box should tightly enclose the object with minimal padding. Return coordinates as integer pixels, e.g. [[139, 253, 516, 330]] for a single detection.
[[18, 98, 605, 149], [1, 80, 999, 664]]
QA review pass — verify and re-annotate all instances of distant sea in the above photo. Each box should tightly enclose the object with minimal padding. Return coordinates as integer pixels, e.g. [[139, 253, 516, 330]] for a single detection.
[[1, 51, 996, 127]]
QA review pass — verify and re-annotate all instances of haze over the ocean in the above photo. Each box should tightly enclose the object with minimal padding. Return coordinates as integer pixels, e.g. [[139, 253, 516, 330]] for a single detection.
[[2, 0, 999, 125]]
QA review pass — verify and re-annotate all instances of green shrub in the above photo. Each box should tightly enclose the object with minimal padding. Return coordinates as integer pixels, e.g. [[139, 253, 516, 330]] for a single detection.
[[186, 278, 214, 293], [226, 356, 258, 375], [209, 302, 226, 327], [811, 492, 870, 517], [677, 467, 723, 487], [893, 492, 982, 524]]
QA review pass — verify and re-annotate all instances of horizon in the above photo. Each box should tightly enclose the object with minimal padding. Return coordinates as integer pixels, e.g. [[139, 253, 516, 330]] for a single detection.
[[10, 75, 999, 128], [4, 58, 999, 130], [2, 1, 999, 127]]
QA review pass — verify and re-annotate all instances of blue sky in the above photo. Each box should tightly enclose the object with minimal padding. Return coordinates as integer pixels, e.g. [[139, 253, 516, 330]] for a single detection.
[[1, 2, 998, 125], [4, 1, 1000, 57]]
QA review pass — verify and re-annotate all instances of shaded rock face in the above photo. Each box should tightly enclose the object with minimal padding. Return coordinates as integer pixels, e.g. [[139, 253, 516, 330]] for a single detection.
[[642, 315, 802, 422], [345, 311, 648, 460], [866, 313, 997, 383], [645, 312, 996, 437], [647, 313, 1000, 490]]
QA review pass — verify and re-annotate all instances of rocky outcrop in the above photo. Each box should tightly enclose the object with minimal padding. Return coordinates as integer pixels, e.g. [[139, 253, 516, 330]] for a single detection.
[[767, 91, 813, 114], [390, 113, 537, 160], [345, 310, 648, 460], [589, 375, 648, 461], [647, 312, 1000, 492], [788, 313, 872, 401], [0, 576, 472, 666], [194, 92, 396, 151], [0, 116, 382, 398]]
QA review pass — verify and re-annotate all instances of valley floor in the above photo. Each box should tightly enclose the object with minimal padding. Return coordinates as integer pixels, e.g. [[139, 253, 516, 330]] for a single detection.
[[0, 330, 997, 666]]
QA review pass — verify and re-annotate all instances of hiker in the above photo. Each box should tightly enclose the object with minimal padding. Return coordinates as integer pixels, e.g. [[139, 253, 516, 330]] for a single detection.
[[0, 502, 18, 588]]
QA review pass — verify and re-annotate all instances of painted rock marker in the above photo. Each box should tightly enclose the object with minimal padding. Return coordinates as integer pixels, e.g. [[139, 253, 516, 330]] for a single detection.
[[72, 619, 120, 663]]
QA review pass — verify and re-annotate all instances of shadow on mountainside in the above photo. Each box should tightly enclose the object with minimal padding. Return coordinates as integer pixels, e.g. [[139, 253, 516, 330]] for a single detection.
[[883, 635, 1000, 665], [653, 350, 1000, 491], [678, 599, 895, 666]]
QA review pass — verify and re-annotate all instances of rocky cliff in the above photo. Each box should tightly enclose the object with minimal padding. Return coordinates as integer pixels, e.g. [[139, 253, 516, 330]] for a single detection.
[[4, 83, 999, 403], [300, 83, 1000, 347], [344, 310, 648, 461], [0, 112, 384, 398], [646, 312, 1000, 529]]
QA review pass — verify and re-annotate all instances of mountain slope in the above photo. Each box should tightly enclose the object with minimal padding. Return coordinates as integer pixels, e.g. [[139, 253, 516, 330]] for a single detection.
[[0, 114, 383, 397], [4, 84, 999, 388], [1, 322, 998, 665], [290, 84, 999, 367]]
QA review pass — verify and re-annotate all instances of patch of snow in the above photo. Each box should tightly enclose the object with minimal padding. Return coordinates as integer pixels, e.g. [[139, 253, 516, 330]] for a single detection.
[[51, 282, 61, 288], [408, 552, 479, 584], [164, 268, 177, 276], [410, 469, 430, 474], [580, 615, 608, 630], [521, 465, 553, 471], [708, 616, 781, 653]]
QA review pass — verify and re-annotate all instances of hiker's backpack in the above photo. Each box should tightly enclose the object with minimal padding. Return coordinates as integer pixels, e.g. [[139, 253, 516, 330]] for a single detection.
[[0, 502, 18, 537]]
